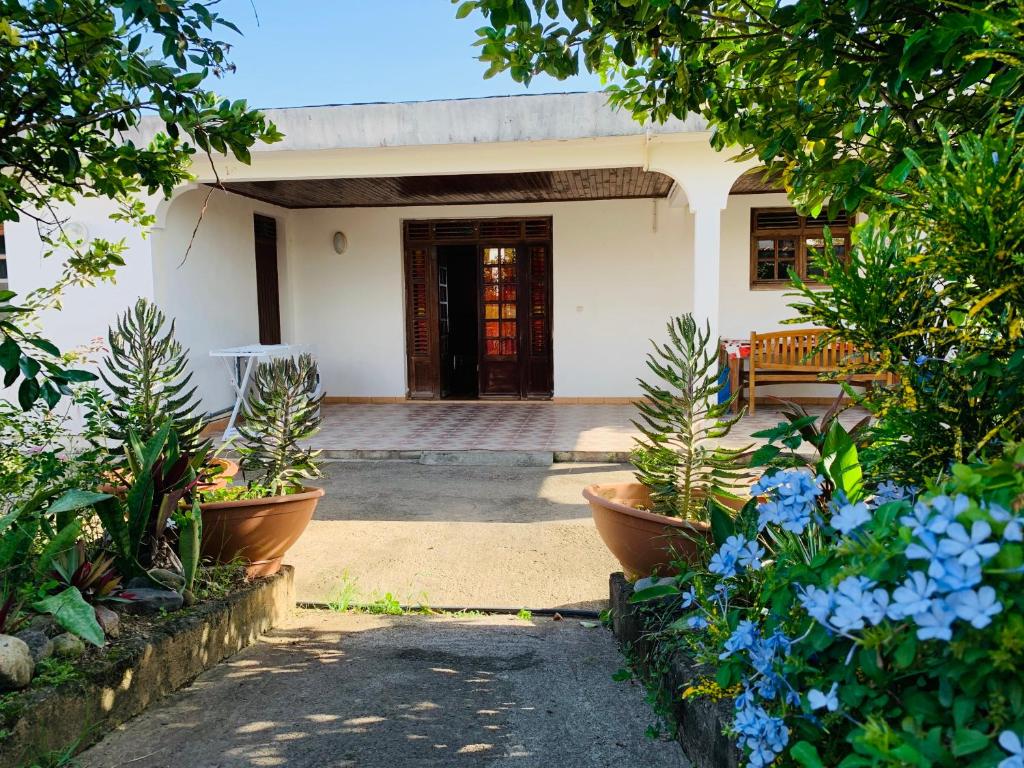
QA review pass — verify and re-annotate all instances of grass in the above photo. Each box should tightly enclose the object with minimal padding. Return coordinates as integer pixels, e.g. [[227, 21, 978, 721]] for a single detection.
[[326, 571, 360, 612], [192, 559, 248, 601], [516, 608, 533, 621], [30, 658, 81, 689]]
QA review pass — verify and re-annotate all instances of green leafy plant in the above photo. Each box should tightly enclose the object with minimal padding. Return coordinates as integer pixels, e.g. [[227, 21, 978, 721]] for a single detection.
[[100, 299, 206, 454], [49, 542, 122, 604], [461, 0, 1024, 215], [1, 1, 281, 408], [790, 125, 1024, 478], [233, 354, 324, 498], [92, 420, 207, 580], [632, 314, 749, 520]]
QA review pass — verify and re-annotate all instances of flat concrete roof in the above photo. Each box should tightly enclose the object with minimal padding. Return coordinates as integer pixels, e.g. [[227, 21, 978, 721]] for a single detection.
[[139, 92, 707, 153]]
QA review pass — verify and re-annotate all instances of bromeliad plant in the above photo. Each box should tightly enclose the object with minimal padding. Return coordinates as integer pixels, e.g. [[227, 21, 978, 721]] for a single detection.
[[207, 353, 323, 500], [631, 314, 749, 520], [630, 431, 1024, 768]]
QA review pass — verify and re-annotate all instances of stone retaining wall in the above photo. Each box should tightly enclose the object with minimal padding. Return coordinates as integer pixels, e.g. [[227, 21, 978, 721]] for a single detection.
[[1, 566, 294, 767], [609, 572, 739, 768]]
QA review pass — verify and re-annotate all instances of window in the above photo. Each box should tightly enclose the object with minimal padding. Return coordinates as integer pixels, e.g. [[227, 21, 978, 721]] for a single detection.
[[750, 208, 849, 289], [0, 223, 7, 292]]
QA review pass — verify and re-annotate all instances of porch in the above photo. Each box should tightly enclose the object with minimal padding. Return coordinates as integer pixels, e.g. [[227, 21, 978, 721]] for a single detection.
[[305, 401, 867, 459]]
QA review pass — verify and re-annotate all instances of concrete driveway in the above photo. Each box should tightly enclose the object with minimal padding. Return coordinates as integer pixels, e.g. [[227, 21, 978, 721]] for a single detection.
[[284, 461, 634, 612], [78, 610, 687, 768]]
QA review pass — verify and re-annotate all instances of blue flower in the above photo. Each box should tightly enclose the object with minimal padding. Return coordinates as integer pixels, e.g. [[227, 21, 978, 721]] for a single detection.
[[938, 520, 1000, 567], [874, 480, 917, 505], [734, 701, 789, 768], [765, 630, 792, 656], [720, 620, 759, 659], [999, 731, 1024, 768], [796, 584, 834, 624], [947, 586, 1002, 629], [709, 549, 739, 578], [932, 558, 983, 593], [753, 469, 822, 534], [828, 576, 889, 633], [679, 585, 697, 609], [807, 682, 839, 712], [913, 599, 957, 641], [737, 539, 766, 571], [830, 501, 871, 535], [686, 615, 708, 630], [888, 571, 937, 620]]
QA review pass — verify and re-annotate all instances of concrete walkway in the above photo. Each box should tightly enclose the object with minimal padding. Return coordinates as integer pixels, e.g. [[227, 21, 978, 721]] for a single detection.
[[78, 610, 688, 768], [285, 462, 633, 611]]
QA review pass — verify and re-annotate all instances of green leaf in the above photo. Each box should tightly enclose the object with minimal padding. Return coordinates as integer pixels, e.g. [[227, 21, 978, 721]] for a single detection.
[[629, 584, 680, 603], [951, 728, 989, 757], [709, 501, 735, 547], [48, 489, 113, 515], [822, 421, 863, 502], [791, 741, 825, 768], [33, 587, 105, 647], [455, 1, 478, 19]]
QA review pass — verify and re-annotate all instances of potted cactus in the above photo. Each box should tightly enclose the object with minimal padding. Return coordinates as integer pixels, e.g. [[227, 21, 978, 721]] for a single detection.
[[583, 314, 751, 579], [198, 354, 324, 576]]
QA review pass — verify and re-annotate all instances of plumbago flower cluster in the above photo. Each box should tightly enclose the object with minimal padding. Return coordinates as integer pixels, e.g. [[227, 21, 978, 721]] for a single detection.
[[630, 441, 1024, 768]]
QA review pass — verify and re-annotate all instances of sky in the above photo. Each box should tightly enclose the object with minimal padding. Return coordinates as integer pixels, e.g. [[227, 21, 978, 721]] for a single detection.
[[206, 1, 604, 108]]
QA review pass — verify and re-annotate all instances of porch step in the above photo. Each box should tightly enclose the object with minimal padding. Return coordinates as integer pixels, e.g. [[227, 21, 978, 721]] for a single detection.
[[319, 449, 631, 465]]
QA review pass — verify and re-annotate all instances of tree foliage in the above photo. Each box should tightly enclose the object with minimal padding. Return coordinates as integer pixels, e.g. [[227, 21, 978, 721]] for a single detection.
[[235, 354, 323, 498], [459, 0, 1024, 214], [633, 314, 748, 520], [789, 126, 1024, 478], [0, 0, 281, 407], [100, 298, 206, 455]]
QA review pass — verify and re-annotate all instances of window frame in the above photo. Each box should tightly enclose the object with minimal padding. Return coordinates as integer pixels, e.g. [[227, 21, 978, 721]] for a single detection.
[[749, 207, 849, 290]]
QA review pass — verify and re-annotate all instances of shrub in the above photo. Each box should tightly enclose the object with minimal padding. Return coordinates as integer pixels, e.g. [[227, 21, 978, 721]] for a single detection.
[[790, 126, 1024, 480]]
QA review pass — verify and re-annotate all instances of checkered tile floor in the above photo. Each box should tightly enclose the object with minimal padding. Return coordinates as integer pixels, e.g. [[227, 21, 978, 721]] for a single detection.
[[306, 402, 868, 454]]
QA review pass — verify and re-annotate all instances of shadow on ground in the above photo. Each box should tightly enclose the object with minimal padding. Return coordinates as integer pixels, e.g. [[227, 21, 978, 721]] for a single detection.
[[78, 611, 686, 768]]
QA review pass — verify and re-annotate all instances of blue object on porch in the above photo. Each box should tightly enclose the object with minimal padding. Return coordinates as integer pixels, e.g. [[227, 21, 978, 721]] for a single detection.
[[718, 363, 731, 404]]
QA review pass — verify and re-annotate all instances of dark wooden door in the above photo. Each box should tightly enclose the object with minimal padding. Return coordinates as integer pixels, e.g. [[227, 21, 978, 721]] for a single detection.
[[403, 217, 552, 400], [253, 214, 281, 345]]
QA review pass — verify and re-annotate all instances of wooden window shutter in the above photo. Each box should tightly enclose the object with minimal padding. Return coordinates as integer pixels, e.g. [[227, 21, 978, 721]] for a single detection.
[[404, 245, 439, 398], [253, 214, 281, 345]]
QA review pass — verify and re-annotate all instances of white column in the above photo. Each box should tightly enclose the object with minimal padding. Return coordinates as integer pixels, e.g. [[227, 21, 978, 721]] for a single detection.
[[690, 201, 723, 346]]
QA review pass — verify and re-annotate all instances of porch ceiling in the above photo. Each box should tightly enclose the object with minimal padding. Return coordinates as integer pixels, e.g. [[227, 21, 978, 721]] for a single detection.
[[215, 167, 675, 209]]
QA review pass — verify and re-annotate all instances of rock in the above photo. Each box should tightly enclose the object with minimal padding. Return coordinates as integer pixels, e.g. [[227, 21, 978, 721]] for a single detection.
[[118, 588, 184, 615], [147, 568, 186, 592], [94, 605, 120, 639], [26, 614, 59, 637], [14, 629, 53, 663], [51, 633, 85, 659], [0, 635, 34, 690]]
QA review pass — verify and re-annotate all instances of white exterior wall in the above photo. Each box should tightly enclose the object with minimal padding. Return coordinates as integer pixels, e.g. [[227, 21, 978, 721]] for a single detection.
[[153, 188, 291, 413], [283, 197, 690, 398], [4, 197, 157, 363]]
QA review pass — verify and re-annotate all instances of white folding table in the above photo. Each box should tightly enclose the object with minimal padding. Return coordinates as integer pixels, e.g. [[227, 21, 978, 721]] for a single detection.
[[210, 344, 308, 440]]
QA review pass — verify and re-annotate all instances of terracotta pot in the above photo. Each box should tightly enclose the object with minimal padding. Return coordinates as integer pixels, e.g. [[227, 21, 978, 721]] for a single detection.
[[583, 482, 745, 581], [199, 486, 323, 577], [198, 457, 240, 492]]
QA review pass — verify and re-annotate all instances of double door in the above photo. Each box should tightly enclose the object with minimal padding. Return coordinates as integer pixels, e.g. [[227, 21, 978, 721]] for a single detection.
[[404, 218, 553, 400]]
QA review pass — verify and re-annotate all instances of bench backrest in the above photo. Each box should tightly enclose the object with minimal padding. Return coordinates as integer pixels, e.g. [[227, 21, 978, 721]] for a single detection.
[[750, 329, 863, 371]]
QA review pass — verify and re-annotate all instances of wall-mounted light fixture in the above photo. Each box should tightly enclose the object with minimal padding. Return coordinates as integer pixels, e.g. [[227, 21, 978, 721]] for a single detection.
[[332, 231, 348, 254]]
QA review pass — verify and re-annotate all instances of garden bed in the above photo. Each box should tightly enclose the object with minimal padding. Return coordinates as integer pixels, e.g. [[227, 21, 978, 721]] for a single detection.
[[0, 566, 294, 767], [609, 572, 739, 768]]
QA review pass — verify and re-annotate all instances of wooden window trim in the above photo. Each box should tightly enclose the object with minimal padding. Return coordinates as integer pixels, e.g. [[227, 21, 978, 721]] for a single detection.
[[749, 207, 849, 290]]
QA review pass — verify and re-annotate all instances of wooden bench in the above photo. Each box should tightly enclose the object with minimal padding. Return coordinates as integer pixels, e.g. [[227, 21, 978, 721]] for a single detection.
[[741, 329, 889, 413]]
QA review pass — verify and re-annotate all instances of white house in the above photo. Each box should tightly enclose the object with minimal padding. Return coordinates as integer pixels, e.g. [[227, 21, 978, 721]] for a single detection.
[[5, 92, 848, 414]]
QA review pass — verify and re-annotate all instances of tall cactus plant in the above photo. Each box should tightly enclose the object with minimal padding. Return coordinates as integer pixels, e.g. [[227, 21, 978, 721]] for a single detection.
[[236, 353, 323, 497], [632, 314, 749, 520], [101, 298, 206, 455]]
